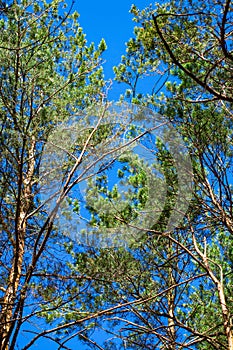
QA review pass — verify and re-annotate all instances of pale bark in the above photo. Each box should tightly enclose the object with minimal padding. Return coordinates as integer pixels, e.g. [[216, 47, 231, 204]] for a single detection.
[[167, 241, 176, 350], [192, 230, 233, 350]]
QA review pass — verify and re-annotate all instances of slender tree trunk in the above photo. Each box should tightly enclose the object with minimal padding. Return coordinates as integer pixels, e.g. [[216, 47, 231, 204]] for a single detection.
[[167, 241, 176, 350], [217, 282, 233, 350], [0, 137, 35, 350], [192, 232, 233, 350]]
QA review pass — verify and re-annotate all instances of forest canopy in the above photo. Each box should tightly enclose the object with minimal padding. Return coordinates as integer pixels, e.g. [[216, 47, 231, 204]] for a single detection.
[[0, 0, 233, 349]]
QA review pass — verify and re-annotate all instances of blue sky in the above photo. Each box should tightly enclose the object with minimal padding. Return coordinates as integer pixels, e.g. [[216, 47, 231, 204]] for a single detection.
[[72, 0, 152, 99]]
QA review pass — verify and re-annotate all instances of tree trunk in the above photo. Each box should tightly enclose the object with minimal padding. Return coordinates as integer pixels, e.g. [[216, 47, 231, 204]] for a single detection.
[[167, 241, 176, 350], [0, 137, 35, 350]]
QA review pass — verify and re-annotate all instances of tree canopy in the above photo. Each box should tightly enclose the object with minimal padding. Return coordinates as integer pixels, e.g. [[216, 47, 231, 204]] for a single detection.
[[1, 0, 233, 349]]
